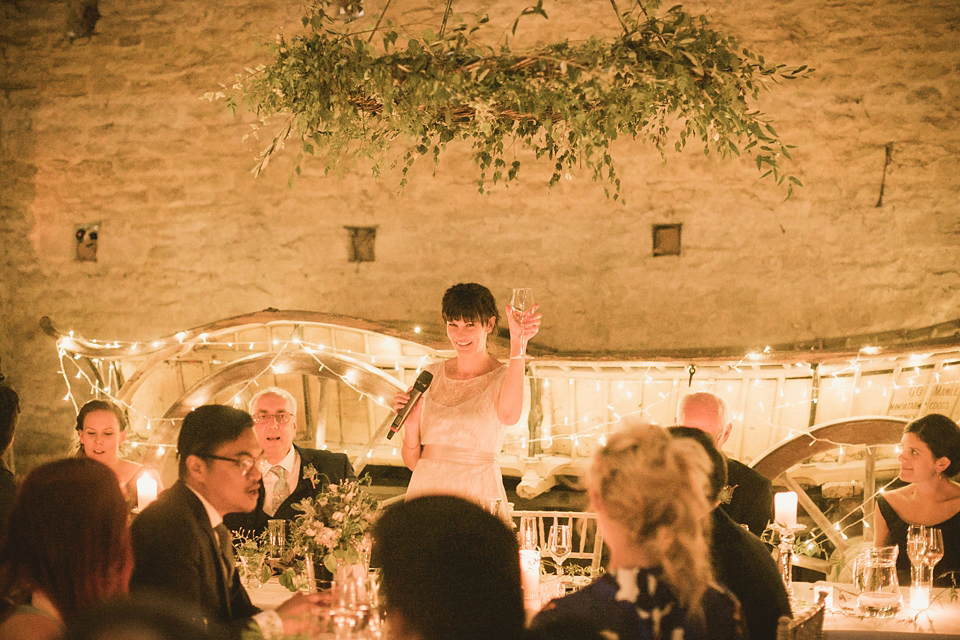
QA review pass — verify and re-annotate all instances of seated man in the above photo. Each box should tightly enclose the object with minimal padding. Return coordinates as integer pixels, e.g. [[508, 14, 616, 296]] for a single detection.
[[678, 392, 773, 536], [669, 426, 791, 640], [131, 404, 319, 638], [225, 387, 354, 536]]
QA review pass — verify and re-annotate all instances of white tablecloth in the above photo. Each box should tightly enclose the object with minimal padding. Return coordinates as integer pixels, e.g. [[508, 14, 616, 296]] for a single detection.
[[793, 582, 960, 639]]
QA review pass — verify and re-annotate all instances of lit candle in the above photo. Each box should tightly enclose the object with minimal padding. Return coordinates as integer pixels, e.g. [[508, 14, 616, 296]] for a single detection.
[[910, 585, 930, 610], [137, 476, 158, 511], [519, 549, 542, 611], [774, 491, 798, 529]]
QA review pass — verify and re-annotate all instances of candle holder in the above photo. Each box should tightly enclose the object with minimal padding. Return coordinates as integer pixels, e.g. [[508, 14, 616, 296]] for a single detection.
[[772, 523, 806, 597]]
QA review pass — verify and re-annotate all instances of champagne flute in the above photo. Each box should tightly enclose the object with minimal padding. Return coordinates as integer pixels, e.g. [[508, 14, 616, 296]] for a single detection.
[[519, 515, 539, 551], [923, 528, 944, 585], [906, 524, 927, 587], [547, 524, 572, 575], [510, 288, 534, 355]]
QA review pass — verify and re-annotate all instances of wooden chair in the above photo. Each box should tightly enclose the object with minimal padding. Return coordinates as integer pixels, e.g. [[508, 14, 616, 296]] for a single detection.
[[776, 593, 827, 640], [511, 510, 604, 573]]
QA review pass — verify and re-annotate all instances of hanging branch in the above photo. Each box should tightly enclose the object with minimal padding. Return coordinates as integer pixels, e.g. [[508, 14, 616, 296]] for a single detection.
[[221, 0, 813, 200]]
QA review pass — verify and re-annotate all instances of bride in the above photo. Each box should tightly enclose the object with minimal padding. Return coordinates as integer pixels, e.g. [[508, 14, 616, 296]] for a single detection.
[[393, 283, 540, 519]]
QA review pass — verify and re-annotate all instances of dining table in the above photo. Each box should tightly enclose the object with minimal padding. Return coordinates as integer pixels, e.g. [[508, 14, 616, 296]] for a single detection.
[[793, 582, 960, 639]]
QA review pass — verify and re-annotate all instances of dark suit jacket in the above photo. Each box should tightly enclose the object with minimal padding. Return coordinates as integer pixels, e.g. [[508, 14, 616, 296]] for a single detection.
[[224, 445, 355, 536], [130, 481, 259, 635], [721, 457, 773, 537], [711, 509, 791, 640]]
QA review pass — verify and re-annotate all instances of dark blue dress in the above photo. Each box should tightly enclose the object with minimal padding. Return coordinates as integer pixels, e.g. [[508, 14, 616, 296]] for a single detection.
[[531, 568, 746, 640]]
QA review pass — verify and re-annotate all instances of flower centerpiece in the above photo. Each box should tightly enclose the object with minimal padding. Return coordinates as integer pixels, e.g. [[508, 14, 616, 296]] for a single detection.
[[288, 467, 380, 576]]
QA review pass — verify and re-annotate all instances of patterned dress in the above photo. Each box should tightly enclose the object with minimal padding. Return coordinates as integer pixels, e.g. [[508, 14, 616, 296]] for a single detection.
[[405, 361, 510, 518], [532, 568, 746, 640]]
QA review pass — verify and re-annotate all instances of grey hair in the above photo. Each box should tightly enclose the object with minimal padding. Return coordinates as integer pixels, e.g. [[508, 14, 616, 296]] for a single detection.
[[248, 387, 298, 416]]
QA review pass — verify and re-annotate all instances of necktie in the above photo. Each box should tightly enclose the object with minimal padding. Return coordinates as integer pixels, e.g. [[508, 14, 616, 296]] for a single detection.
[[269, 465, 290, 515], [214, 523, 235, 583]]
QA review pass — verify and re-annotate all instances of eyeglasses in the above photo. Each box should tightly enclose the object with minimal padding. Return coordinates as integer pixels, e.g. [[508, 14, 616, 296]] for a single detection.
[[252, 411, 294, 426], [202, 453, 266, 477]]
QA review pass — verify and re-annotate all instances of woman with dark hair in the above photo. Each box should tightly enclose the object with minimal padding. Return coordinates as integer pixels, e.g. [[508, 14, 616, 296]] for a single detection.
[[393, 283, 540, 518], [372, 496, 526, 640], [75, 400, 162, 507], [531, 421, 745, 640], [875, 413, 960, 586], [0, 457, 133, 639]]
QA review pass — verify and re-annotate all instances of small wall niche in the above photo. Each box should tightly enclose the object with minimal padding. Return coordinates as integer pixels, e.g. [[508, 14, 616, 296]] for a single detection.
[[75, 223, 100, 262], [345, 226, 377, 262], [652, 223, 681, 257]]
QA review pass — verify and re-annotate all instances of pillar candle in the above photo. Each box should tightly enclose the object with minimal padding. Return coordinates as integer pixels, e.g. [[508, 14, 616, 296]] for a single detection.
[[774, 491, 797, 528], [910, 585, 930, 610], [519, 549, 542, 611], [137, 476, 158, 511]]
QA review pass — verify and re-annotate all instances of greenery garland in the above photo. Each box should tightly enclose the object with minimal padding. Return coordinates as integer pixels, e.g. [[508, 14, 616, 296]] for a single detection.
[[219, 0, 813, 200]]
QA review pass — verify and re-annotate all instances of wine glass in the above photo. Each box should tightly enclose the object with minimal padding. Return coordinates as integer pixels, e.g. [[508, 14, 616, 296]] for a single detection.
[[510, 288, 534, 355], [923, 528, 944, 584], [906, 524, 927, 587], [518, 515, 539, 551], [547, 524, 572, 575]]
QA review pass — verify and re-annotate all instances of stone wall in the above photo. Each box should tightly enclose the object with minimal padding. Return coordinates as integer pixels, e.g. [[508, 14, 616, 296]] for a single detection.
[[1, 0, 958, 468]]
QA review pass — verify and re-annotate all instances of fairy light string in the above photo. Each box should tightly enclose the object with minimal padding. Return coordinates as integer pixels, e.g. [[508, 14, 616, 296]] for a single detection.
[[52, 321, 960, 552]]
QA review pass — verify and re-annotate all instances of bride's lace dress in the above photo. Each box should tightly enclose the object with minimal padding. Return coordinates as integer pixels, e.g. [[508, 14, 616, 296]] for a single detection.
[[405, 361, 510, 518]]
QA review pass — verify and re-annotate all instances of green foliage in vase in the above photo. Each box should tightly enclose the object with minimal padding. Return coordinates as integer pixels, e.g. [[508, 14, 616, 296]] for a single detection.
[[220, 0, 813, 199]]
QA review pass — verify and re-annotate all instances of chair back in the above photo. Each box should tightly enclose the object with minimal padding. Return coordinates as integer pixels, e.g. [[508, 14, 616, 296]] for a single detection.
[[510, 510, 604, 572], [776, 593, 826, 640]]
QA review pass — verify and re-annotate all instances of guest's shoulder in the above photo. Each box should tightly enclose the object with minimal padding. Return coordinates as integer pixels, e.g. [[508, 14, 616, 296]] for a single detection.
[[297, 446, 349, 465], [726, 458, 771, 489], [702, 584, 748, 636]]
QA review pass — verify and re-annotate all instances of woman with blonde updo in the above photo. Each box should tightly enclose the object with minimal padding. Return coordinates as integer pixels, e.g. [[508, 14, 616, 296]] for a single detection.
[[532, 421, 745, 640]]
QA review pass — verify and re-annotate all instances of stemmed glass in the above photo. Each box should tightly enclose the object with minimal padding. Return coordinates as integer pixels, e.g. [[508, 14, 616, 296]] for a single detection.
[[547, 524, 572, 575], [510, 288, 534, 356], [906, 524, 927, 587], [923, 528, 944, 584], [518, 515, 539, 551]]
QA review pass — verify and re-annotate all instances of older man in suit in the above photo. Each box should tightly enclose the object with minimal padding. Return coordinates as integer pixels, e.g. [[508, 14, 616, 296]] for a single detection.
[[677, 392, 773, 536], [225, 387, 355, 536], [131, 404, 319, 638]]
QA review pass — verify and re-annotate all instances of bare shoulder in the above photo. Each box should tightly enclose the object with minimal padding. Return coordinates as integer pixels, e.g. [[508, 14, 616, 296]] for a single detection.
[[0, 612, 63, 640], [118, 458, 145, 484]]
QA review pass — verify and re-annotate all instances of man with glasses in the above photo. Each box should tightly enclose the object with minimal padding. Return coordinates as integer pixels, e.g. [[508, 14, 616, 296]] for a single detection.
[[131, 404, 321, 637], [224, 387, 354, 536]]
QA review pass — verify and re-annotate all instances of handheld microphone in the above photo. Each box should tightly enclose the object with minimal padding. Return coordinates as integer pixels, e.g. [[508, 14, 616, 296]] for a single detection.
[[386, 370, 434, 440]]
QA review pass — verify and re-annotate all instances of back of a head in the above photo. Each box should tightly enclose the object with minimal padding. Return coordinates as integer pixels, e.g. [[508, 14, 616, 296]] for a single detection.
[[905, 413, 960, 477], [588, 420, 715, 616], [676, 392, 727, 439], [0, 386, 20, 454], [0, 457, 132, 623], [667, 426, 728, 504], [176, 404, 253, 478], [372, 496, 524, 640]]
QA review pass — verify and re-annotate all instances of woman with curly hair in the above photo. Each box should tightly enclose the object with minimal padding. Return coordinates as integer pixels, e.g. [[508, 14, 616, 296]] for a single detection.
[[0, 458, 133, 639], [532, 421, 745, 640]]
